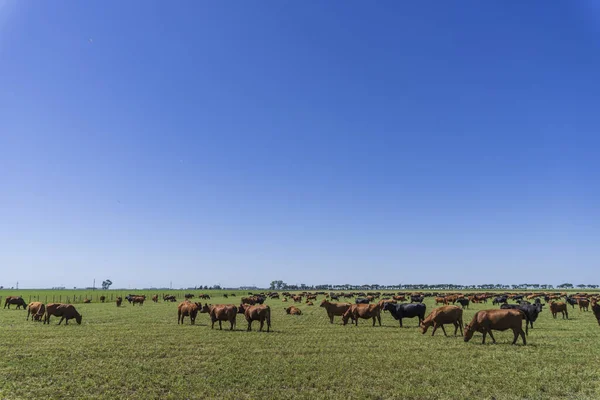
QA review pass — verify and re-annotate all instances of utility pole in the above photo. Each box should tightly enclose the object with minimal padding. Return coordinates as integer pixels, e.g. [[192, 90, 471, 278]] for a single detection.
[[16, 281, 19, 290], [93, 278, 96, 290]]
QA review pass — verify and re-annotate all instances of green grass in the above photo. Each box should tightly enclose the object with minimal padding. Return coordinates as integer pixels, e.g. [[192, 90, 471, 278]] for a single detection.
[[1, 290, 600, 399]]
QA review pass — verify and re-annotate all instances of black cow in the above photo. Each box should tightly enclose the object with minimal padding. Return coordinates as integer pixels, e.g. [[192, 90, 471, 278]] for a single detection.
[[355, 298, 369, 305], [410, 295, 424, 303], [382, 302, 426, 327], [456, 298, 470, 309], [501, 302, 543, 334], [565, 297, 577, 309], [492, 296, 508, 305], [512, 295, 524, 303]]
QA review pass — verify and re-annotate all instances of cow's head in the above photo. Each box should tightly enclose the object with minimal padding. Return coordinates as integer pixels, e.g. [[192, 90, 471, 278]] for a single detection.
[[200, 303, 211, 313], [75, 314, 83, 325], [463, 324, 474, 342], [341, 309, 352, 325], [238, 304, 246, 314]]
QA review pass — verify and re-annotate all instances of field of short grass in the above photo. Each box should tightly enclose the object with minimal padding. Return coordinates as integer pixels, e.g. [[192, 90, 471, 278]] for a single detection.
[[1, 290, 599, 399]]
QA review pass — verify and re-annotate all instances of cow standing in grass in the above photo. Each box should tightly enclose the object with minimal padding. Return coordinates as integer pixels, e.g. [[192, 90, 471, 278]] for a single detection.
[[342, 304, 381, 327], [550, 302, 568, 319], [320, 300, 351, 324], [27, 302, 45, 321], [201, 304, 237, 330], [4, 296, 27, 309], [44, 303, 83, 325], [420, 306, 463, 336], [464, 309, 526, 345], [238, 303, 271, 332], [178, 301, 202, 325]]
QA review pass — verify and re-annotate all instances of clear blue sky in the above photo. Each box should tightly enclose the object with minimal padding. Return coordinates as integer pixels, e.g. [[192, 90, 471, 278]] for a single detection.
[[1, 1, 599, 289]]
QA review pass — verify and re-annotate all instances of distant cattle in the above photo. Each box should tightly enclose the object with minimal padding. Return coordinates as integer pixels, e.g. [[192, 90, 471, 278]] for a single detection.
[[201, 304, 237, 330], [383, 302, 426, 327], [177, 301, 202, 325], [4, 296, 27, 310], [238, 304, 271, 332], [410, 295, 424, 303], [116, 297, 123, 307], [198, 294, 211, 300], [163, 295, 177, 302], [83, 299, 91, 304], [456, 298, 470, 309], [306, 301, 314, 306], [152, 295, 158, 303], [355, 298, 370, 305], [184, 294, 195, 299], [44, 303, 82, 325], [500, 303, 543, 334], [285, 306, 302, 315], [223, 294, 229, 298], [392, 295, 406, 302], [127, 295, 145, 306], [292, 296, 302, 303], [464, 309, 526, 345], [435, 297, 447, 305], [550, 302, 568, 319], [420, 306, 463, 336], [99, 296, 106, 303], [492, 296, 508, 306], [578, 299, 590, 312], [320, 300, 352, 324], [342, 304, 381, 326], [27, 302, 45, 321]]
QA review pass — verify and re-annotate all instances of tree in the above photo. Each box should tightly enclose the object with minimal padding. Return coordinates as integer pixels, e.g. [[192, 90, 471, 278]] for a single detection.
[[101, 279, 113, 290]]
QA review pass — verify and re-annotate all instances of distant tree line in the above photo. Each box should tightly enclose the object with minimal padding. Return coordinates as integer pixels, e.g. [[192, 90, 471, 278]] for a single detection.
[[268, 281, 599, 291]]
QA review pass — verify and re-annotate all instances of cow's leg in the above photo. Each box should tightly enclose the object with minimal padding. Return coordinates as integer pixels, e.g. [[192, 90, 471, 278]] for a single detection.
[[58, 316, 64, 325], [511, 328, 519, 345], [453, 322, 459, 336], [259, 319, 264, 332], [487, 330, 496, 344], [372, 316, 376, 327], [482, 330, 487, 344], [565, 310, 568, 319], [211, 320, 215, 329], [377, 314, 381, 326], [431, 324, 438, 336], [248, 320, 252, 331], [329, 313, 333, 324], [399, 319, 403, 328], [440, 324, 448, 336], [520, 328, 527, 345]]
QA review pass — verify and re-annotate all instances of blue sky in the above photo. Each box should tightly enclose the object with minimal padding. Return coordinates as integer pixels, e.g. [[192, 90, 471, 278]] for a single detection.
[[1, 1, 599, 289]]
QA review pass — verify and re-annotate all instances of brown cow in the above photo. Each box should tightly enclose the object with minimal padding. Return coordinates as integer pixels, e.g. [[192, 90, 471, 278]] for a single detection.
[[116, 297, 123, 307], [342, 303, 381, 326], [100, 296, 106, 303], [201, 304, 237, 330], [464, 309, 526, 345], [178, 301, 202, 325], [152, 295, 158, 303], [578, 299, 590, 312], [131, 296, 145, 306], [4, 296, 27, 309], [378, 299, 397, 309], [238, 304, 271, 332], [27, 302, 45, 321], [44, 303, 83, 325], [550, 302, 569, 319], [306, 301, 314, 306], [285, 306, 302, 315], [83, 299, 91, 304], [292, 296, 302, 303], [282, 298, 288, 302], [435, 297, 447, 305], [592, 299, 600, 326], [320, 300, 351, 324], [420, 306, 463, 336], [392, 295, 406, 302]]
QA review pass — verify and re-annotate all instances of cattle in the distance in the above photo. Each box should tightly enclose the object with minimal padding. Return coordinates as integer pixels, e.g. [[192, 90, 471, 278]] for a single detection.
[[550, 302, 568, 319], [420, 305, 463, 336], [177, 301, 202, 325], [27, 302, 45, 321], [285, 306, 302, 315], [383, 302, 426, 327], [163, 295, 177, 302], [116, 297, 123, 307], [83, 299, 91, 304], [152, 295, 158, 303], [4, 296, 27, 310], [410, 295, 424, 303], [578, 298, 590, 312], [126, 295, 145, 306], [355, 298, 370, 305], [100, 296, 106, 303], [456, 298, 470, 309], [198, 294, 211, 300], [492, 296, 508, 306], [238, 303, 271, 332], [342, 304, 381, 326], [184, 294, 195, 299], [320, 300, 352, 324], [464, 309, 526, 345], [200, 304, 237, 330], [44, 303, 83, 325]]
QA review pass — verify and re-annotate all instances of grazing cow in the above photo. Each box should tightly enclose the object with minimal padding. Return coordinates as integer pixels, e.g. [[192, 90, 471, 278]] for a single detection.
[[116, 297, 123, 307], [152, 295, 158, 303], [565, 297, 578, 309], [99, 296, 106, 303], [500, 303, 543, 334], [464, 309, 526, 345], [230, 294, 236, 297], [456, 298, 470, 309], [342, 304, 381, 326], [163, 295, 177, 302], [44, 303, 82, 325], [285, 306, 302, 315], [127, 295, 145, 306], [200, 304, 237, 330], [4, 296, 27, 310], [223, 294, 228, 298], [83, 299, 91, 304], [292, 296, 302, 303], [184, 294, 195, 299], [550, 302, 568, 319], [178, 301, 202, 325], [392, 295, 406, 302], [592, 299, 600, 326], [329, 294, 340, 301], [355, 298, 370, 305], [435, 297, 447, 305], [492, 296, 508, 306], [198, 294, 211, 300], [27, 302, 45, 321], [383, 302, 426, 327], [320, 300, 352, 324], [410, 295, 424, 303], [238, 304, 271, 332], [420, 306, 463, 336], [578, 299, 590, 312]]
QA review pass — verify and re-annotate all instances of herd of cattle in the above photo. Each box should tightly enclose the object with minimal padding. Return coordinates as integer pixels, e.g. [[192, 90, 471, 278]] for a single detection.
[[4, 290, 600, 344]]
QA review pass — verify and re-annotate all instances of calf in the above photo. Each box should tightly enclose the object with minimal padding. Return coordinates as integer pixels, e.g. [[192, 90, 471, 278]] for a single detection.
[[578, 299, 590, 312], [464, 309, 526, 345], [285, 306, 302, 315], [44, 303, 83, 325], [420, 306, 463, 336], [27, 302, 45, 321], [178, 301, 202, 325], [342, 304, 381, 326], [99, 296, 106, 303], [550, 302, 568, 319], [238, 304, 271, 332], [456, 298, 469, 309], [320, 300, 352, 324], [152, 295, 158, 303], [200, 304, 237, 330], [383, 302, 426, 327]]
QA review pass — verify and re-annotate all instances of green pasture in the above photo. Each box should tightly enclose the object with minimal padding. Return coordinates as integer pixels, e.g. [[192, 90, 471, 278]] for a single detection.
[[1, 290, 599, 399]]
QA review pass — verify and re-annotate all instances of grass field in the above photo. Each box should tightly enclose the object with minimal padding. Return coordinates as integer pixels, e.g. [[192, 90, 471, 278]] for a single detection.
[[1, 290, 599, 399]]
